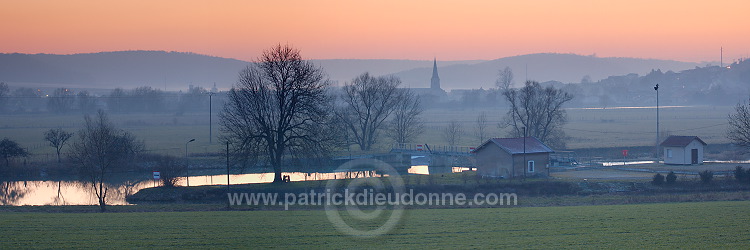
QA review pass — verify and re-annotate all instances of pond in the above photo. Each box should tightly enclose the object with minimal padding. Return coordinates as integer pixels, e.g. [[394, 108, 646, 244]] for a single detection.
[[0, 166, 471, 206]]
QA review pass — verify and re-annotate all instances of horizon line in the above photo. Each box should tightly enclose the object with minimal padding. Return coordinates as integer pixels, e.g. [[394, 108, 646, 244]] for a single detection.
[[0, 50, 722, 64]]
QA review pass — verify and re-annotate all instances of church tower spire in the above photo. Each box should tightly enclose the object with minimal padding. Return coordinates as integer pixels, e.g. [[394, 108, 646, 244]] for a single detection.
[[430, 58, 441, 90]]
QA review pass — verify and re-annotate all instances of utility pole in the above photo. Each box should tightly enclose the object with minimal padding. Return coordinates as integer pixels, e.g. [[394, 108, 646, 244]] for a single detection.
[[226, 141, 230, 186], [523, 127, 527, 180], [226, 141, 231, 208], [654, 84, 660, 162], [209, 92, 214, 144], [186, 138, 195, 186]]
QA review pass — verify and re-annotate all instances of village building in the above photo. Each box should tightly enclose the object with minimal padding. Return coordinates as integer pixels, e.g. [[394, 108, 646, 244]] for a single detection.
[[660, 135, 706, 165], [475, 137, 554, 178]]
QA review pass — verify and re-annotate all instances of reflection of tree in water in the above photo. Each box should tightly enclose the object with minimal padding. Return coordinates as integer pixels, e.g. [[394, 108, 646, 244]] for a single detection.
[[120, 180, 143, 200], [72, 179, 143, 205], [0, 181, 28, 205], [49, 180, 66, 206]]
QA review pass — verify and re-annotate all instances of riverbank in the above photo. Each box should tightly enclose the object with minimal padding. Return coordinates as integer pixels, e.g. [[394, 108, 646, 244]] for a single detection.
[[118, 171, 750, 211], [3, 190, 750, 213]]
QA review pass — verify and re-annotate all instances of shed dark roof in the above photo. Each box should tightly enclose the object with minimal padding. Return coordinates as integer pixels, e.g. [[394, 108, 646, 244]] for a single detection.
[[660, 136, 707, 147], [477, 137, 554, 155]]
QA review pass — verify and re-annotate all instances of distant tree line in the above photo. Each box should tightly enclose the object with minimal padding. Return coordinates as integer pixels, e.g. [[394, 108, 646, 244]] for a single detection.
[[0, 82, 224, 114]]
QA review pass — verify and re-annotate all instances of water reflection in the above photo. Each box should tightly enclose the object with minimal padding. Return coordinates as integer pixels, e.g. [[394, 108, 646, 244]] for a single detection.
[[0, 181, 29, 205], [407, 165, 474, 175], [601, 161, 656, 166], [0, 180, 150, 206], [180, 171, 382, 186], [0, 170, 383, 206], [2, 167, 475, 206]]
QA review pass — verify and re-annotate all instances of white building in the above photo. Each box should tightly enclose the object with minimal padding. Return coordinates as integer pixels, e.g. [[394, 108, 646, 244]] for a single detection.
[[660, 136, 706, 165]]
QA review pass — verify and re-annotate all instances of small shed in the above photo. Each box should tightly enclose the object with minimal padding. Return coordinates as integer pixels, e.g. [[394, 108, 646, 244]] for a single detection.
[[475, 137, 554, 178], [660, 136, 706, 165]]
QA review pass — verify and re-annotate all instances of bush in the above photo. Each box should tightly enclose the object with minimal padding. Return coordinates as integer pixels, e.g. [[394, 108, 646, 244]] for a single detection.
[[735, 166, 746, 182], [699, 170, 713, 184], [142, 154, 185, 187], [652, 173, 665, 185], [734, 166, 750, 184], [665, 171, 677, 185]]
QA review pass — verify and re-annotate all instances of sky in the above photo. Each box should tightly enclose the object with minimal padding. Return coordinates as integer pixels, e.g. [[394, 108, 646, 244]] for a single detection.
[[1, 0, 748, 62]]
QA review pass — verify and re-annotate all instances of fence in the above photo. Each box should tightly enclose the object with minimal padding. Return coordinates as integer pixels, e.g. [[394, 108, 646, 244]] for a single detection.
[[391, 143, 475, 155]]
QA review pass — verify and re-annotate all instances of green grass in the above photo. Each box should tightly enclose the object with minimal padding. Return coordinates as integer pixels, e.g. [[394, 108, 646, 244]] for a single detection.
[[0, 112, 223, 157], [2, 201, 749, 248], [0, 105, 734, 161]]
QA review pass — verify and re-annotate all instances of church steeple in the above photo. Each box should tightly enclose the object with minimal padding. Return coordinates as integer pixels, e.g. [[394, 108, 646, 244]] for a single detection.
[[430, 58, 441, 90]]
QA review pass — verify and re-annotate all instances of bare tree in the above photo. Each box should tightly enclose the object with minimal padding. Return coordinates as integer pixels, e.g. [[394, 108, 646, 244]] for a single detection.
[[70, 111, 143, 212], [728, 99, 750, 149], [388, 89, 423, 144], [443, 120, 463, 147], [178, 85, 208, 114], [47, 88, 75, 113], [501, 81, 573, 149], [12, 88, 42, 113], [141, 154, 184, 187], [131, 86, 164, 113], [581, 75, 593, 84], [475, 112, 488, 144], [0, 138, 29, 168], [76, 91, 96, 114], [107, 88, 126, 113], [496, 66, 514, 90], [336, 73, 402, 151], [44, 128, 73, 163], [0, 82, 9, 113], [219, 44, 334, 183]]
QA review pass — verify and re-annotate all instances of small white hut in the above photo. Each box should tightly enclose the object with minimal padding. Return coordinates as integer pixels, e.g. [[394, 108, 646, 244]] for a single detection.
[[660, 136, 706, 165]]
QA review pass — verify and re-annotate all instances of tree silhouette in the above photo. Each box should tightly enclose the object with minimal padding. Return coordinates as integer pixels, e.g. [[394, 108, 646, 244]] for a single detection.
[[220, 44, 335, 183], [0, 138, 29, 167], [44, 128, 74, 163]]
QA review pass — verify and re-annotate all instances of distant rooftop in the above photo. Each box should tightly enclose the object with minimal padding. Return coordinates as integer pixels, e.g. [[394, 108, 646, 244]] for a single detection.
[[477, 137, 554, 154], [660, 136, 707, 147]]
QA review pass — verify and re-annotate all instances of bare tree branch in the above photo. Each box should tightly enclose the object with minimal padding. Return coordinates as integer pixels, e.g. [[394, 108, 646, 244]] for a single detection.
[[475, 112, 488, 144], [70, 110, 143, 212], [443, 120, 463, 147], [44, 128, 73, 163], [388, 89, 423, 144], [335, 73, 404, 151], [501, 81, 573, 149], [219, 44, 334, 183], [496, 66, 514, 91], [728, 99, 750, 149]]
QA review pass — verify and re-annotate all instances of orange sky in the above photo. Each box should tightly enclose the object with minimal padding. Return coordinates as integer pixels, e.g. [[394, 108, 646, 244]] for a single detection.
[[1, 0, 748, 62]]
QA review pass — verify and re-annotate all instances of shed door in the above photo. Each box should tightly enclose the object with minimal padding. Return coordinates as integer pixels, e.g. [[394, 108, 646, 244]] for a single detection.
[[691, 149, 698, 164]]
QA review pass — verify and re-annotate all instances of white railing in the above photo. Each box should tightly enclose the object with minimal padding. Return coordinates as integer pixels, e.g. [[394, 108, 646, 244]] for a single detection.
[[391, 143, 476, 154]]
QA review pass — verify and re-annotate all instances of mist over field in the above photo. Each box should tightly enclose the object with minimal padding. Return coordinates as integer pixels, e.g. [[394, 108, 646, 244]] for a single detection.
[[1, 51, 748, 150]]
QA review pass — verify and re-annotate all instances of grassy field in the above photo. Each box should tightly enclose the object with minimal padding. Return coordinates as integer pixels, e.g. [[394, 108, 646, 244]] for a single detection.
[[417, 105, 732, 149], [0, 105, 735, 160], [2, 201, 749, 248]]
